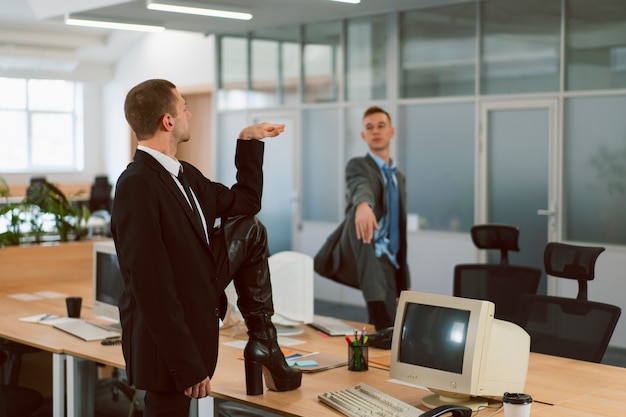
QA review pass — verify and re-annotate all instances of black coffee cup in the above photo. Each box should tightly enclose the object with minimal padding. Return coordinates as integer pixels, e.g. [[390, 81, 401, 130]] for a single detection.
[[66, 296, 83, 318]]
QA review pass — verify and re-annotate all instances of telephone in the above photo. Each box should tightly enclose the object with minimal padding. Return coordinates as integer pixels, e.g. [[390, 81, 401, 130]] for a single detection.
[[419, 404, 473, 417]]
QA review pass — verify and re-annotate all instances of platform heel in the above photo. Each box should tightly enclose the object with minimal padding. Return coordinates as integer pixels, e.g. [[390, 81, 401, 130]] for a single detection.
[[243, 314, 302, 395]]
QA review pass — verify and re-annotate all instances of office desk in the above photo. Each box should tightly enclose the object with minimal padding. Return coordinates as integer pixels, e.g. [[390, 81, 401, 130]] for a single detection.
[[3, 273, 626, 417]]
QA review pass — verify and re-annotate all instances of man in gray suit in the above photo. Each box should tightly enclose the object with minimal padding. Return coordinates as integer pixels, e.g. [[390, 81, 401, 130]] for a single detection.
[[315, 106, 410, 330]]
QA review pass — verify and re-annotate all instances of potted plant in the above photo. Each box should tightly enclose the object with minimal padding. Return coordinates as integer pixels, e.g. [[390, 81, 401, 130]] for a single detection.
[[0, 177, 90, 246]]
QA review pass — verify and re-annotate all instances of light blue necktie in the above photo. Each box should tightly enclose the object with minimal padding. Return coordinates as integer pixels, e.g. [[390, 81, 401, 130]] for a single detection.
[[382, 165, 400, 254]]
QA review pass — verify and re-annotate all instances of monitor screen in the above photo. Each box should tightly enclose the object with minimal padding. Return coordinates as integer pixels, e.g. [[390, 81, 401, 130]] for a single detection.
[[92, 240, 124, 326], [390, 291, 530, 411], [399, 303, 469, 374]]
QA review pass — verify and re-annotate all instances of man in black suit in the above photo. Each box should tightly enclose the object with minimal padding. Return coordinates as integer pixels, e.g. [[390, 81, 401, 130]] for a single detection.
[[314, 106, 410, 330], [111, 79, 301, 417]]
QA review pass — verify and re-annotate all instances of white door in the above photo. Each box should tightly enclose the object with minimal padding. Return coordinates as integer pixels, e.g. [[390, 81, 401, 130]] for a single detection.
[[478, 99, 559, 293], [250, 112, 299, 254]]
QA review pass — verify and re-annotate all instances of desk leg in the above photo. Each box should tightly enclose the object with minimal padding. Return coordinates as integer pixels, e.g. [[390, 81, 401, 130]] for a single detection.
[[191, 396, 215, 417], [66, 355, 96, 417], [52, 353, 65, 417]]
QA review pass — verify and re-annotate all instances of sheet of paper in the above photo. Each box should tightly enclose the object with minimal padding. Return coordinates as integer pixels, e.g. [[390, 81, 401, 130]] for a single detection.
[[19, 314, 75, 326], [276, 336, 305, 346], [222, 340, 247, 349], [33, 291, 68, 299], [7, 293, 43, 301]]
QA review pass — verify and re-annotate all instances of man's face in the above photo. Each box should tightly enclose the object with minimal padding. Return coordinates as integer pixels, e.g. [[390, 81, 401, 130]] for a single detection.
[[171, 89, 192, 143], [361, 112, 395, 153]]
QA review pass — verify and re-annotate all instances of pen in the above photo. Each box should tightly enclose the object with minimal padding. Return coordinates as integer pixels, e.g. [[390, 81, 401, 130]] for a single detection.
[[352, 339, 361, 370], [345, 336, 354, 345], [39, 314, 51, 321], [296, 351, 319, 359]]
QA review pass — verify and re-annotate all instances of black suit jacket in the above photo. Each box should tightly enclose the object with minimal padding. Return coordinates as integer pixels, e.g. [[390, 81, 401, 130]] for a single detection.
[[111, 139, 264, 392], [314, 154, 410, 294]]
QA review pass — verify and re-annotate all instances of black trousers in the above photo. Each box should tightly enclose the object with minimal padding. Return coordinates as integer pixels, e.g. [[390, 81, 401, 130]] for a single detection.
[[143, 215, 270, 417]]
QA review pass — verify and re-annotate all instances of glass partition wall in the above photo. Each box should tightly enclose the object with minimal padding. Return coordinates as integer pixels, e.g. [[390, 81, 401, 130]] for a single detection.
[[216, 0, 626, 248]]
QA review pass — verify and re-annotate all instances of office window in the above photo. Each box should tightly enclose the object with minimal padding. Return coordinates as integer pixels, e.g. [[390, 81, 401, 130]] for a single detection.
[[346, 14, 387, 101], [397, 102, 475, 232], [481, 0, 561, 95], [251, 26, 301, 107], [566, 0, 626, 91], [400, 2, 477, 98], [345, 107, 372, 164], [563, 95, 626, 246], [301, 108, 340, 221], [251, 38, 280, 107], [0, 77, 81, 172], [218, 36, 249, 110], [303, 21, 341, 103]]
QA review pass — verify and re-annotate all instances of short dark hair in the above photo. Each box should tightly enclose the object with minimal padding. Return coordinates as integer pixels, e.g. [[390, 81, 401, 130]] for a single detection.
[[124, 79, 177, 141], [362, 106, 391, 125]]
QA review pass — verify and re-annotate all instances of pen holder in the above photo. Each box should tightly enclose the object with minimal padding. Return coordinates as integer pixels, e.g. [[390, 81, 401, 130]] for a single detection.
[[347, 344, 368, 371]]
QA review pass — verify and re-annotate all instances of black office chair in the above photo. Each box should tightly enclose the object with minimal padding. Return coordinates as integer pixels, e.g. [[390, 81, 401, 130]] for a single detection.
[[516, 294, 621, 363], [454, 224, 540, 322], [89, 175, 113, 213], [544, 242, 605, 301], [96, 367, 144, 417], [0, 351, 43, 417], [0, 339, 39, 387], [24, 177, 71, 211], [453, 264, 541, 323], [470, 224, 520, 265]]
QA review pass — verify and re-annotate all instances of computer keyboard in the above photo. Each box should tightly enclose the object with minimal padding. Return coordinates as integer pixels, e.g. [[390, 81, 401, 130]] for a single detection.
[[318, 383, 423, 417], [309, 315, 356, 336]]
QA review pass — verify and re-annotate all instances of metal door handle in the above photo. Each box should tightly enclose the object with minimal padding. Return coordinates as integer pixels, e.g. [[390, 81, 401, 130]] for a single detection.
[[537, 208, 554, 216]]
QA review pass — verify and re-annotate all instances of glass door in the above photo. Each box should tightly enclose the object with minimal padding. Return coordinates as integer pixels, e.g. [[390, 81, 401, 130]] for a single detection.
[[250, 112, 299, 254], [478, 99, 559, 293]]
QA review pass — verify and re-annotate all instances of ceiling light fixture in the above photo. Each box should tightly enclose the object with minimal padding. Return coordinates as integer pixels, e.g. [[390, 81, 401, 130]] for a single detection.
[[330, 0, 361, 4], [146, 1, 253, 20], [65, 15, 165, 33]]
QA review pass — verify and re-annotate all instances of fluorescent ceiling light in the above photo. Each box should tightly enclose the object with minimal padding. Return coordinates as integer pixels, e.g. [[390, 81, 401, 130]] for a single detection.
[[147, 1, 253, 20], [330, 0, 361, 3], [65, 15, 165, 33]]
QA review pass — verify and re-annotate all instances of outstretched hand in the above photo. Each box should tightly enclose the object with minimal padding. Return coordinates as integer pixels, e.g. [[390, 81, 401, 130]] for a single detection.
[[355, 202, 379, 244], [239, 122, 285, 140]]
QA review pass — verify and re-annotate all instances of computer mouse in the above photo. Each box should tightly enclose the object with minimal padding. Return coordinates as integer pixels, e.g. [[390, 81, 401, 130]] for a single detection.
[[368, 326, 394, 349]]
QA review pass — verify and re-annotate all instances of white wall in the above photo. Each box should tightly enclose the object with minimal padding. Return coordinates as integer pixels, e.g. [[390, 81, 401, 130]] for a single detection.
[[103, 30, 215, 183]]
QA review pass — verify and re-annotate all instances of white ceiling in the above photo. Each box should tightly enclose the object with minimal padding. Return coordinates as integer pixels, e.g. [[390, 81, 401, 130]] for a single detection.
[[0, 0, 439, 77]]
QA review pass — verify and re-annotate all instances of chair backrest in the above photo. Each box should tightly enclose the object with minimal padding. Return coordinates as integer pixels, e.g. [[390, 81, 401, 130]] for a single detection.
[[544, 242, 605, 300], [516, 294, 621, 363], [470, 224, 520, 264], [89, 175, 113, 213], [454, 264, 541, 323], [268, 251, 314, 325], [0, 350, 44, 417]]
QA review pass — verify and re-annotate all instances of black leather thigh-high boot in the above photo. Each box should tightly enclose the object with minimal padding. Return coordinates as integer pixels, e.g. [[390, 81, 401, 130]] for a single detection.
[[223, 216, 302, 395]]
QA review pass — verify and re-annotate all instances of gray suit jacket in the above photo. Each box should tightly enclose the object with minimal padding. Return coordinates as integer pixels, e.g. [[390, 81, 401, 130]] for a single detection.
[[314, 154, 410, 295]]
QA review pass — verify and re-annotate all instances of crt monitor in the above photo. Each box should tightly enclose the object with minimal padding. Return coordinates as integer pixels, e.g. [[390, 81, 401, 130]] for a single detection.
[[389, 291, 530, 411], [92, 240, 125, 329]]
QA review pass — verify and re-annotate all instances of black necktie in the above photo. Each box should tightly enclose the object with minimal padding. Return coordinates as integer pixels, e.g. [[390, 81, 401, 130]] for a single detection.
[[177, 168, 205, 233], [382, 164, 400, 254]]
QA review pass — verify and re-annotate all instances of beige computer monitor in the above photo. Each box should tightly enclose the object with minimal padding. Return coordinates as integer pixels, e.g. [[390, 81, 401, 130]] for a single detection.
[[389, 291, 530, 411]]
